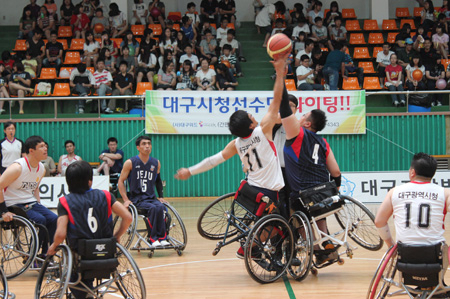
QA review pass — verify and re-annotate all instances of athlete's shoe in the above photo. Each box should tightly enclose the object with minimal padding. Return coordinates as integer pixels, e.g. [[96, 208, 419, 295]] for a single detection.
[[322, 240, 336, 250], [290, 257, 302, 267], [315, 251, 339, 265], [160, 240, 170, 246], [152, 240, 162, 247]]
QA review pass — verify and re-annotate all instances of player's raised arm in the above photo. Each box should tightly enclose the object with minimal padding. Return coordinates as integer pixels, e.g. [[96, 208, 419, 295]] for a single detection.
[[175, 140, 238, 180]]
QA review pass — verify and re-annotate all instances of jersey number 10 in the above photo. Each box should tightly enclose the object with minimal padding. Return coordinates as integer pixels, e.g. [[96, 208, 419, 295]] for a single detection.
[[404, 203, 430, 228]]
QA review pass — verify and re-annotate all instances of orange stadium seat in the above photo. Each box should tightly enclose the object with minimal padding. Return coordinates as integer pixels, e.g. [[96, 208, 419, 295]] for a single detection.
[[135, 82, 153, 95], [349, 33, 366, 45], [441, 59, 450, 70], [396, 7, 411, 18], [148, 24, 163, 36], [285, 79, 297, 91], [69, 39, 84, 50], [321, 47, 328, 52], [210, 23, 217, 29], [111, 38, 122, 47], [413, 7, 423, 17], [39, 68, 57, 80], [58, 67, 74, 79], [52, 83, 71, 96], [342, 77, 360, 90], [227, 23, 235, 30], [400, 19, 416, 30], [87, 67, 95, 74], [382, 19, 398, 30], [358, 61, 375, 73], [13, 40, 27, 52], [273, 13, 286, 19], [387, 32, 399, 44], [324, 9, 330, 17], [363, 20, 379, 31], [368, 33, 384, 44], [363, 77, 382, 90], [345, 20, 361, 31], [136, 37, 141, 43], [173, 24, 181, 31], [63, 52, 81, 64], [33, 84, 52, 96], [58, 26, 72, 38], [131, 25, 145, 36], [372, 47, 383, 58], [353, 47, 370, 59], [57, 39, 69, 50], [342, 8, 356, 19], [168, 12, 182, 22]]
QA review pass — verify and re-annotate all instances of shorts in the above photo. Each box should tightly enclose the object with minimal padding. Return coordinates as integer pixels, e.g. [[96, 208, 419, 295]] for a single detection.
[[262, 25, 272, 34]]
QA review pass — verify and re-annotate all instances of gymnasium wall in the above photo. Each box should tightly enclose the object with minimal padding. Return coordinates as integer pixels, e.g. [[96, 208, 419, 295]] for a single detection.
[[16, 114, 446, 197]]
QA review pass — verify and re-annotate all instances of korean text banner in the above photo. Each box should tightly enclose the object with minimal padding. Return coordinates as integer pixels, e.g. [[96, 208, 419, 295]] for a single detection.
[[39, 176, 109, 208], [145, 90, 366, 135]]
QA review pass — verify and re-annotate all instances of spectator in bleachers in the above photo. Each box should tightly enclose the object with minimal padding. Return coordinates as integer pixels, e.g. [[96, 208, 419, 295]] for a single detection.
[[216, 63, 238, 90], [44, 0, 58, 21], [83, 31, 100, 67], [165, 19, 178, 40], [71, 4, 90, 40], [200, 0, 220, 26], [312, 46, 327, 82], [26, 29, 45, 74], [296, 54, 323, 90], [60, 0, 75, 26], [23, 50, 38, 79], [160, 27, 178, 56], [100, 31, 119, 57], [97, 137, 124, 176], [328, 17, 346, 51], [421, 0, 436, 35], [93, 59, 113, 113], [397, 38, 416, 69], [148, 0, 166, 29], [99, 48, 116, 75], [110, 61, 133, 112], [136, 48, 157, 84], [196, 58, 216, 90], [158, 49, 176, 75], [432, 24, 449, 58], [186, 2, 201, 30], [436, 13, 448, 34], [289, 3, 305, 26], [395, 23, 412, 52], [412, 26, 426, 46], [219, 0, 236, 25], [9, 62, 33, 114], [376, 42, 394, 86], [295, 39, 314, 67], [175, 31, 190, 59], [307, 0, 323, 25], [425, 54, 445, 106], [255, 1, 275, 47], [322, 41, 347, 90], [38, 5, 55, 41], [344, 50, 364, 89], [181, 16, 197, 45], [219, 29, 237, 54], [157, 60, 176, 90], [385, 53, 406, 107], [324, 1, 341, 28], [271, 18, 286, 35], [0, 51, 15, 73], [311, 17, 328, 48], [109, 3, 127, 38], [219, 44, 242, 76], [201, 19, 217, 37], [81, 0, 94, 19], [200, 30, 218, 65], [140, 28, 157, 57], [406, 54, 426, 90], [415, 37, 438, 67], [0, 65, 10, 114], [90, 0, 107, 16], [176, 60, 197, 90], [132, 0, 148, 25], [58, 140, 82, 176], [70, 63, 95, 114], [253, 0, 269, 22], [292, 18, 310, 49], [43, 31, 63, 71], [120, 31, 140, 58], [91, 8, 109, 35], [23, 0, 41, 20], [42, 142, 57, 177], [119, 46, 136, 76], [216, 17, 230, 43], [179, 44, 199, 69], [19, 7, 36, 40]]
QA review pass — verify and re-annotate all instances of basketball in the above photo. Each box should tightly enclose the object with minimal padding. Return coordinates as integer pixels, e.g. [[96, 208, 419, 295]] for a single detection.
[[267, 33, 292, 60], [150, 7, 161, 18], [222, 60, 231, 69], [94, 23, 104, 33], [436, 78, 447, 90], [412, 69, 423, 81]]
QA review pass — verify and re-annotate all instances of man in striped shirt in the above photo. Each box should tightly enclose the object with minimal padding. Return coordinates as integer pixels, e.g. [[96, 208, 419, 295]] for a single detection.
[[93, 59, 113, 114]]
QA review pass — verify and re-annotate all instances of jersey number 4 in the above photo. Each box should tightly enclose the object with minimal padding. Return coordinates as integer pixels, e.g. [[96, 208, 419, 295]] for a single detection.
[[244, 149, 263, 172], [404, 203, 430, 228]]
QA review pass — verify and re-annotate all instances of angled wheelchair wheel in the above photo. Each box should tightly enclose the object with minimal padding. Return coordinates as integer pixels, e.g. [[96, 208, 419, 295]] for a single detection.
[[244, 214, 294, 284], [335, 196, 383, 251], [197, 192, 250, 240], [0, 215, 39, 279], [0, 266, 8, 299], [288, 211, 313, 281], [113, 204, 137, 250], [367, 244, 398, 299], [115, 243, 146, 299], [164, 203, 187, 252], [35, 244, 72, 299]]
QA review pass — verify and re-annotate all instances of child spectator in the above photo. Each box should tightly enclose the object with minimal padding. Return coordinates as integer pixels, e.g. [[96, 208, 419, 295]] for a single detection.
[[311, 17, 327, 47], [216, 63, 237, 90], [159, 28, 178, 56], [38, 5, 55, 40], [199, 30, 218, 65], [292, 17, 310, 40], [271, 18, 286, 35], [132, 0, 148, 25], [324, 1, 341, 27], [376, 42, 394, 86], [44, 0, 58, 21], [60, 0, 75, 26], [100, 31, 119, 58], [176, 60, 197, 90], [19, 8, 36, 40], [99, 48, 116, 76], [219, 29, 238, 55], [216, 18, 229, 42], [179, 44, 199, 70], [432, 24, 449, 59], [42, 31, 63, 70], [406, 54, 426, 91], [421, 0, 436, 35], [196, 58, 216, 90], [175, 31, 190, 59], [109, 2, 127, 38], [395, 23, 412, 51], [136, 48, 157, 84], [139, 28, 157, 57], [186, 2, 201, 30], [120, 31, 140, 58], [307, 0, 323, 25], [201, 19, 217, 37], [289, 3, 305, 25], [181, 15, 197, 45], [91, 8, 109, 36], [385, 53, 406, 107], [83, 31, 100, 67], [22, 50, 37, 79], [70, 63, 95, 113], [296, 54, 323, 90], [158, 49, 177, 73], [111, 61, 133, 112], [426, 55, 445, 106], [295, 39, 314, 67], [148, 0, 166, 29], [157, 60, 176, 90], [118, 46, 135, 76], [9, 62, 34, 114], [71, 4, 90, 40], [218, 0, 236, 24], [294, 32, 307, 54], [219, 44, 242, 76], [328, 17, 346, 50], [93, 59, 113, 113]]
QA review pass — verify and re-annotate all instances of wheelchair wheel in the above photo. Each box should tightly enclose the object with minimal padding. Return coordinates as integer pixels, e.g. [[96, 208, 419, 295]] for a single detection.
[[115, 243, 146, 299], [0, 215, 39, 279], [335, 195, 383, 251], [113, 204, 137, 250], [288, 211, 313, 281], [0, 266, 8, 299], [35, 244, 72, 299], [164, 203, 187, 252], [244, 214, 294, 284], [367, 244, 398, 299], [197, 192, 250, 240]]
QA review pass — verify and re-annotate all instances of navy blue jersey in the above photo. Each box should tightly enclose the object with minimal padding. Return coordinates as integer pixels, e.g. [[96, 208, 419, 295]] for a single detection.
[[128, 155, 159, 202], [284, 127, 330, 192], [58, 189, 115, 250]]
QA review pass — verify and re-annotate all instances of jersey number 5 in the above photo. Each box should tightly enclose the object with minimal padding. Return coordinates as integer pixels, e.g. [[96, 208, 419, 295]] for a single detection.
[[87, 207, 98, 233], [244, 149, 263, 172]]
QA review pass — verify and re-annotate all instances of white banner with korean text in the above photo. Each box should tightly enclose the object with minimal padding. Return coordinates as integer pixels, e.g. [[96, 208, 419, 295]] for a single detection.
[[39, 176, 109, 208], [145, 90, 366, 135], [340, 171, 450, 203]]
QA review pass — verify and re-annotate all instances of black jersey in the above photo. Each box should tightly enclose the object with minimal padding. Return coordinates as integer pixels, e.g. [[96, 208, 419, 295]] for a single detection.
[[58, 189, 116, 250], [128, 155, 159, 202]]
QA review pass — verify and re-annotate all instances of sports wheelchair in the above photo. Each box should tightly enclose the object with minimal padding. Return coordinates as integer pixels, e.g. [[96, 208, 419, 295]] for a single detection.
[[113, 202, 187, 258], [367, 242, 450, 299], [34, 237, 146, 299]]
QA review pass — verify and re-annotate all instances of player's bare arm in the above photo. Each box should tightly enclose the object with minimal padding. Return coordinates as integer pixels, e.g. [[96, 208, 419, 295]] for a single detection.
[[0, 163, 22, 222], [47, 215, 68, 256], [375, 188, 395, 247], [326, 149, 341, 178], [34, 177, 44, 203], [112, 201, 133, 241], [445, 188, 450, 212], [57, 155, 63, 174], [157, 160, 168, 203], [118, 159, 132, 207]]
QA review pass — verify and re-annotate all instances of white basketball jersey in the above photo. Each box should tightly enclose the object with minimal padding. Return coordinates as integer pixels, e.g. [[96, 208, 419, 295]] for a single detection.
[[235, 126, 284, 191], [4, 157, 45, 206], [391, 182, 446, 245], [60, 155, 81, 176]]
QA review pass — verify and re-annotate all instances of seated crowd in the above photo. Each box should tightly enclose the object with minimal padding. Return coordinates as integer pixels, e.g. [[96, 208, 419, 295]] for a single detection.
[[1, 0, 245, 114]]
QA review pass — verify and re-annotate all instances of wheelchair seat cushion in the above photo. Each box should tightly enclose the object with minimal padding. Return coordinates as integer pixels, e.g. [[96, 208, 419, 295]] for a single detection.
[[234, 180, 278, 217], [79, 258, 119, 280], [297, 181, 341, 217]]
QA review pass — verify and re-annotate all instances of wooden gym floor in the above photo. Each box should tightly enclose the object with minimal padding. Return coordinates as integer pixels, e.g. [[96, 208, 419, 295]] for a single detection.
[[7, 198, 450, 298]]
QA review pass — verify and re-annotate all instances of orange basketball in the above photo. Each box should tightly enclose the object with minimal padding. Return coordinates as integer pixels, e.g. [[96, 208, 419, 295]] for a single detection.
[[412, 69, 423, 81], [222, 60, 231, 69], [94, 23, 105, 34], [267, 33, 292, 60]]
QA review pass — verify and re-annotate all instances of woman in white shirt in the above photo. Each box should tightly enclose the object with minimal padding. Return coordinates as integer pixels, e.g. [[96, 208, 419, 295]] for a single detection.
[[83, 31, 100, 67], [159, 28, 178, 56], [196, 58, 216, 91]]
